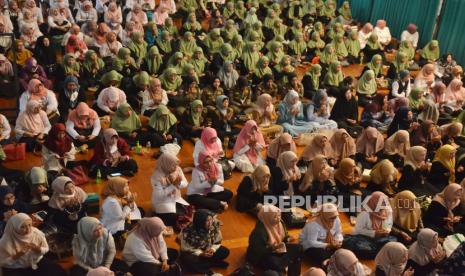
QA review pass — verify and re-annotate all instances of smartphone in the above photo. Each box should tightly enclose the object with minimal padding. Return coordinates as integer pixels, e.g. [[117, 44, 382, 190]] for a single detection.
[[109, 173, 122, 177], [33, 210, 48, 221]]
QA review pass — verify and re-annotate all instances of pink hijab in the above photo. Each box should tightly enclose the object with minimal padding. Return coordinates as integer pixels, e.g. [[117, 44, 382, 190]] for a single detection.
[[366, 191, 390, 231], [16, 100, 47, 136], [267, 133, 296, 160], [0, 54, 13, 76], [133, 217, 166, 260], [416, 63, 436, 86], [375, 242, 408, 276], [28, 79, 47, 100], [444, 79, 465, 103], [87, 267, 114, 276], [233, 120, 266, 164], [329, 129, 356, 162], [101, 87, 126, 109], [67, 102, 99, 129], [198, 151, 218, 181], [356, 126, 384, 157], [200, 127, 223, 159]]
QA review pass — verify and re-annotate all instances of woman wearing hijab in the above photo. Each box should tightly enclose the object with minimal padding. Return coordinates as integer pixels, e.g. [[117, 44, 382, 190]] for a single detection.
[[443, 79, 465, 113], [329, 128, 356, 165], [323, 61, 344, 94], [266, 133, 296, 169], [383, 129, 411, 168], [159, 67, 182, 95], [100, 177, 141, 239], [19, 57, 52, 92], [233, 120, 266, 173], [192, 127, 224, 167], [19, 79, 60, 123], [211, 43, 236, 75], [0, 54, 14, 94], [390, 190, 424, 243], [346, 191, 395, 259], [398, 146, 439, 196], [218, 61, 239, 92], [25, 167, 50, 206], [90, 128, 138, 178], [180, 209, 229, 274], [367, 159, 399, 196], [0, 186, 29, 235], [147, 105, 182, 147], [334, 158, 364, 211], [439, 122, 463, 146], [288, 32, 307, 61], [355, 126, 384, 169], [414, 63, 436, 89], [81, 50, 105, 91], [363, 34, 383, 62], [66, 102, 101, 148], [356, 70, 378, 106], [410, 119, 441, 156], [327, 248, 367, 276], [374, 242, 412, 276], [387, 52, 410, 80], [42, 123, 76, 173], [330, 86, 362, 137], [299, 154, 337, 201], [237, 163, 272, 213], [270, 151, 302, 196], [240, 41, 260, 75], [387, 106, 414, 137], [300, 203, 343, 266], [151, 153, 189, 228], [420, 40, 440, 65], [15, 100, 51, 152], [407, 228, 445, 275], [182, 13, 202, 36], [210, 95, 240, 145], [95, 86, 127, 116], [306, 32, 325, 60], [302, 64, 322, 99], [110, 103, 142, 146], [65, 34, 88, 60], [251, 93, 283, 139], [0, 213, 65, 275], [70, 217, 129, 276], [247, 204, 302, 275], [181, 100, 208, 141], [48, 176, 87, 233], [7, 39, 33, 67], [58, 76, 86, 119], [187, 151, 232, 213], [123, 217, 180, 276], [306, 90, 338, 132], [427, 145, 458, 191], [423, 183, 465, 237], [301, 133, 333, 166]]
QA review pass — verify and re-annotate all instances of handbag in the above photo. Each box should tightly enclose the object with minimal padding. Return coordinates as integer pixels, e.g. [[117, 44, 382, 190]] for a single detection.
[[3, 143, 26, 161], [64, 165, 89, 186], [218, 157, 233, 180]]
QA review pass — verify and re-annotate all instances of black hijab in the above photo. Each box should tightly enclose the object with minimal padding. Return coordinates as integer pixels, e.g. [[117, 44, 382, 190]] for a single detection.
[[387, 106, 412, 137], [34, 36, 56, 65], [330, 86, 358, 121], [0, 186, 28, 221]]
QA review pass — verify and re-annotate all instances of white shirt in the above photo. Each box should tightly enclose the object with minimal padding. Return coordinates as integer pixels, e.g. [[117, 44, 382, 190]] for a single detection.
[[0, 114, 11, 140], [299, 219, 344, 250], [193, 138, 224, 166], [400, 30, 419, 48], [101, 197, 141, 234], [353, 210, 393, 238], [358, 30, 372, 49], [65, 117, 101, 139], [42, 143, 76, 172], [187, 164, 224, 196], [373, 26, 392, 46], [19, 90, 59, 115], [99, 40, 123, 58], [14, 111, 51, 139], [140, 89, 169, 115], [151, 168, 189, 213], [391, 80, 411, 98], [123, 232, 168, 266], [0, 229, 48, 269]]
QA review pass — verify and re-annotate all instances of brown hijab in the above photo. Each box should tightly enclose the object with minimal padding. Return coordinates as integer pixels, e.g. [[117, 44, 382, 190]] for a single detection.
[[329, 129, 356, 162], [301, 133, 333, 161], [356, 126, 384, 157]]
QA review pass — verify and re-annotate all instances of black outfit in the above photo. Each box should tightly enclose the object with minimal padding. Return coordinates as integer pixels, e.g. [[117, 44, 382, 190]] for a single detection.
[[180, 110, 208, 141], [389, 79, 410, 99], [146, 125, 183, 148], [269, 169, 301, 196], [129, 248, 180, 276], [49, 201, 87, 233], [2, 257, 67, 276], [330, 91, 363, 137], [210, 108, 240, 145], [69, 258, 130, 276], [236, 176, 270, 213], [33, 36, 57, 75], [423, 201, 465, 238], [387, 106, 412, 137], [406, 258, 442, 276], [302, 74, 320, 100], [363, 46, 383, 63], [398, 164, 440, 197], [302, 180, 339, 205], [57, 88, 87, 119], [427, 161, 452, 192], [187, 190, 233, 213]]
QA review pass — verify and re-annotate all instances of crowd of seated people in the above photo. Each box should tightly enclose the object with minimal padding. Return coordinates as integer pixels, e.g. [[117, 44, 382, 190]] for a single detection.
[[0, 0, 465, 275]]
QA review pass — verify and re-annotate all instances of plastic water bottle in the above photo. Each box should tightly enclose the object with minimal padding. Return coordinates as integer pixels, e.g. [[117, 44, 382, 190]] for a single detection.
[[96, 169, 102, 184], [135, 140, 141, 155]]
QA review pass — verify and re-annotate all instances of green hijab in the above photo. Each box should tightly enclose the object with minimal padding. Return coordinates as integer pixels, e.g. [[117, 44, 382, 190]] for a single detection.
[[366, 34, 381, 50], [234, 1, 246, 20], [288, 1, 303, 19], [167, 52, 186, 74], [320, 44, 337, 65], [313, 21, 325, 37], [307, 32, 325, 51], [179, 32, 198, 57], [241, 42, 260, 72], [338, 1, 352, 19], [421, 40, 440, 61], [274, 55, 294, 74], [190, 47, 208, 75], [112, 47, 137, 72], [181, 63, 199, 83], [101, 70, 123, 87], [367, 54, 383, 76], [289, 32, 307, 56], [223, 19, 238, 39], [320, 0, 336, 17], [266, 41, 285, 64], [231, 34, 243, 58], [398, 40, 415, 61], [133, 71, 150, 89], [160, 68, 182, 91], [219, 43, 236, 62], [148, 105, 177, 134], [111, 103, 141, 134], [408, 87, 424, 110], [332, 34, 348, 58], [264, 9, 276, 29], [190, 99, 203, 126], [392, 52, 409, 73], [272, 19, 287, 38], [305, 64, 322, 90], [291, 19, 303, 36], [324, 61, 344, 86], [62, 54, 80, 76], [204, 28, 224, 54], [146, 46, 163, 75], [183, 13, 202, 32], [163, 18, 178, 38], [327, 22, 344, 41], [345, 30, 361, 57], [82, 50, 105, 73], [254, 56, 272, 78], [156, 31, 173, 54], [223, 1, 235, 18], [127, 32, 148, 61], [356, 70, 377, 95]]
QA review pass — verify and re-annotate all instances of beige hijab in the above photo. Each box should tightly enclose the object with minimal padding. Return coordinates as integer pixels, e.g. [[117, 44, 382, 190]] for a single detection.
[[390, 190, 421, 233], [276, 151, 301, 183], [370, 159, 398, 185], [301, 134, 333, 161], [48, 176, 87, 210], [408, 228, 444, 266], [403, 146, 427, 169], [329, 129, 356, 162], [251, 165, 271, 192], [433, 183, 463, 219], [257, 204, 286, 253], [375, 242, 408, 276], [384, 130, 410, 157], [300, 154, 332, 192], [356, 126, 384, 157], [334, 158, 360, 186]]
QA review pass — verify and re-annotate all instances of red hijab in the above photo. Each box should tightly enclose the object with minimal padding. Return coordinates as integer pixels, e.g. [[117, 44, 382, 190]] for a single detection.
[[233, 120, 266, 164], [44, 123, 72, 156], [198, 151, 218, 181]]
